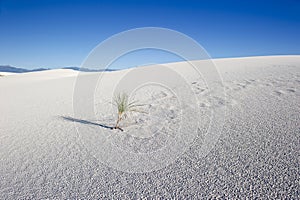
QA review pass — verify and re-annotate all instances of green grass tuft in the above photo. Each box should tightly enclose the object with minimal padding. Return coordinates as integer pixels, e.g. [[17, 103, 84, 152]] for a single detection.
[[113, 92, 145, 131]]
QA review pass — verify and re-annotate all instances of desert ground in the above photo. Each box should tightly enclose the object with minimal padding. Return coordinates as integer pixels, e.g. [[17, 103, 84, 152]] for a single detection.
[[0, 56, 299, 198]]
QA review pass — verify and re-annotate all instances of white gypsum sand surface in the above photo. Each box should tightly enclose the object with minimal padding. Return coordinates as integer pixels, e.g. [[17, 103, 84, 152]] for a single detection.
[[0, 56, 299, 198], [0, 72, 17, 76]]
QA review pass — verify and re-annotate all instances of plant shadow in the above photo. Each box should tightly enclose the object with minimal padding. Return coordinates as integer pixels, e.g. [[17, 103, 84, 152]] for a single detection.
[[61, 116, 114, 130]]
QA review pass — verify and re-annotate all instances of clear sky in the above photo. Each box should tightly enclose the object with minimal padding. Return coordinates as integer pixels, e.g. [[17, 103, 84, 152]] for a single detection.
[[0, 0, 299, 69]]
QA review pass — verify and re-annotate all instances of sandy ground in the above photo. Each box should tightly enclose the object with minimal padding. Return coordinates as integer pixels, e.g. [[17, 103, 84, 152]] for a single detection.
[[0, 72, 17, 76], [0, 56, 299, 198]]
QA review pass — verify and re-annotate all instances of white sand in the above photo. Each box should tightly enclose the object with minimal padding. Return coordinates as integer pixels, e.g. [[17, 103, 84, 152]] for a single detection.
[[0, 72, 17, 76], [0, 56, 299, 198]]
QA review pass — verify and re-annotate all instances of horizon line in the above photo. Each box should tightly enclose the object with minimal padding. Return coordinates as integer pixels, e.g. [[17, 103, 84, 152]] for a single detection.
[[1, 54, 299, 70]]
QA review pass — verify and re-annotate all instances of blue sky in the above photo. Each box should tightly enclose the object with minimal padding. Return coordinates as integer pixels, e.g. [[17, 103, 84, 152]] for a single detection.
[[0, 0, 299, 69]]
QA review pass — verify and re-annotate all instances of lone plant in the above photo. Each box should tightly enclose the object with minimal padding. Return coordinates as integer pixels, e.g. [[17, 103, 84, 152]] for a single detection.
[[113, 92, 144, 131]]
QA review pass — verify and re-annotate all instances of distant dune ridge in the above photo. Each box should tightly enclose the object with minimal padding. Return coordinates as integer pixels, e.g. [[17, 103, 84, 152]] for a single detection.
[[0, 65, 49, 73], [0, 65, 117, 73], [0, 55, 299, 198]]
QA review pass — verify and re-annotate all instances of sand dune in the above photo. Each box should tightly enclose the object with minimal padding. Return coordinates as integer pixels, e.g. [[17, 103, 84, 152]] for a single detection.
[[0, 56, 299, 198], [0, 72, 17, 76]]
